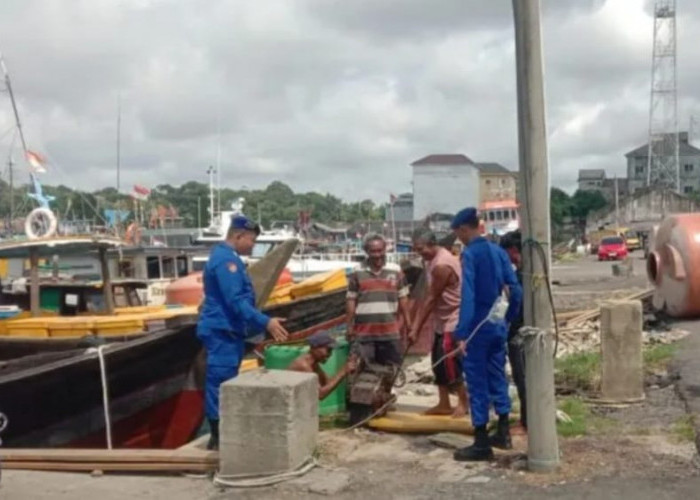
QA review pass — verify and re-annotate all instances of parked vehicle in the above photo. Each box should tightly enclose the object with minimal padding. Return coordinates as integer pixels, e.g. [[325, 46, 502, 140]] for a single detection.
[[598, 236, 628, 261], [619, 227, 642, 251]]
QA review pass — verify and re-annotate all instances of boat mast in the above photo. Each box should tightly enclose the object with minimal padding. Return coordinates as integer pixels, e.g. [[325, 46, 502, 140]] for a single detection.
[[1, 50, 29, 227], [116, 94, 121, 193], [207, 165, 216, 227]]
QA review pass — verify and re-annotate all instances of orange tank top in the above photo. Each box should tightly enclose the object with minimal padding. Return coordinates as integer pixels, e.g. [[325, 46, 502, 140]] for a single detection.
[[426, 247, 462, 333]]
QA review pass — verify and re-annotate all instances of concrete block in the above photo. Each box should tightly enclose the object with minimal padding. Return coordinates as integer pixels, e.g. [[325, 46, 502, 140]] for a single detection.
[[600, 300, 644, 402], [219, 369, 318, 477]]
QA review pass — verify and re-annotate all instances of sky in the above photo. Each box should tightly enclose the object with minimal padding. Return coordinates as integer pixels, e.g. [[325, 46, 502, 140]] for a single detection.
[[1, 0, 699, 203]]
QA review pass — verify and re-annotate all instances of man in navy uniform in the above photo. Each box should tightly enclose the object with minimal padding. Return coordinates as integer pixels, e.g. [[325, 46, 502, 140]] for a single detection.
[[197, 214, 289, 450], [451, 207, 522, 461]]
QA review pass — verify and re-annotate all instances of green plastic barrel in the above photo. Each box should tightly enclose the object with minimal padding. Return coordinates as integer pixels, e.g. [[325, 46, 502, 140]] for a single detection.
[[264, 338, 348, 416]]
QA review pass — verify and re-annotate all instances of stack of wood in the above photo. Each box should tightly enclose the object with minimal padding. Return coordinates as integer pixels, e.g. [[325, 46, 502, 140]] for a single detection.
[[0, 448, 218, 473], [554, 289, 654, 357]]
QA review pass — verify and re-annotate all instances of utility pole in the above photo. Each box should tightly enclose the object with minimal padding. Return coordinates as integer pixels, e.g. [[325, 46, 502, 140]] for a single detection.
[[512, 0, 560, 472]]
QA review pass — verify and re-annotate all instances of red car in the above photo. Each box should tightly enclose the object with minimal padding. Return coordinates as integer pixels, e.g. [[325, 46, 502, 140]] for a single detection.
[[598, 236, 628, 261]]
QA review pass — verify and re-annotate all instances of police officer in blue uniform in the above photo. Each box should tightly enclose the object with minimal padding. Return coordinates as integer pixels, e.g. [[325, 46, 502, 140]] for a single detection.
[[451, 207, 523, 461], [197, 215, 289, 450]]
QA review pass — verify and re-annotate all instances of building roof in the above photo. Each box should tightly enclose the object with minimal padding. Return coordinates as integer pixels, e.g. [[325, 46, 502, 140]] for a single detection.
[[626, 135, 700, 157], [411, 154, 474, 167], [577, 169, 606, 181], [475, 162, 514, 175]]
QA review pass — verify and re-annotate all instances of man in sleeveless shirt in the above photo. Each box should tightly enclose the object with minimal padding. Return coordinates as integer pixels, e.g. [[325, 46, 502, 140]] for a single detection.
[[409, 230, 469, 418]]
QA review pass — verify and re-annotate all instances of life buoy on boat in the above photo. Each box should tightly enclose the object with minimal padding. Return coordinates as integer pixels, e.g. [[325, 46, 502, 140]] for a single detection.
[[25, 207, 58, 239]]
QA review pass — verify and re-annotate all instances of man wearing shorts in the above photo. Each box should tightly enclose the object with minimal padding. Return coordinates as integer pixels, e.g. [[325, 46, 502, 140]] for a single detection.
[[409, 230, 468, 418]]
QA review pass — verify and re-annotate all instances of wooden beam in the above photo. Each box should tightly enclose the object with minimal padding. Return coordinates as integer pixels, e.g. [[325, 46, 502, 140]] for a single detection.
[[29, 247, 40, 317], [1, 461, 214, 473], [0, 448, 218, 464], [99, 246, 115, 315]]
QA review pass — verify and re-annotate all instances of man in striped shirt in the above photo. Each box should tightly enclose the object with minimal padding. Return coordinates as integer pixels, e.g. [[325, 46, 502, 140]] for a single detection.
[[346, 234, 412, 367]]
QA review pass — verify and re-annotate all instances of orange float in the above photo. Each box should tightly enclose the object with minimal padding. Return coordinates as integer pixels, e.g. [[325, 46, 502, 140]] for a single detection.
[[647, 213, 700, 317], [165, 268, 294, 306]]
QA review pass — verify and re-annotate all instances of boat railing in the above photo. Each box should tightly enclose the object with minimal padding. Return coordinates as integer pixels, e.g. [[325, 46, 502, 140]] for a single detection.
[[299, 252, 417, 264]]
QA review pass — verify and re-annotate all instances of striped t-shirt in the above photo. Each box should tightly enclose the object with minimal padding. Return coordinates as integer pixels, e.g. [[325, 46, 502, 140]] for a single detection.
[[347, 264, 409, 341]]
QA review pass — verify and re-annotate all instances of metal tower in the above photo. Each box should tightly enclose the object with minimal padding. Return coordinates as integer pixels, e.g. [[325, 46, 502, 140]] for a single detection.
[[647, 0, 679, 191]]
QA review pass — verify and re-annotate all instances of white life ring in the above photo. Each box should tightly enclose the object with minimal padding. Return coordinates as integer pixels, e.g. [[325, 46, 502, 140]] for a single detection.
[[25, 207, 58, 239]]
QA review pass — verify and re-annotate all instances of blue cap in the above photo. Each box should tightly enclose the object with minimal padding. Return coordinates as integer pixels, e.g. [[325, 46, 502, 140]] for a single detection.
[[451, 207, 479, 229], [230, 215, 260, 235], [308, 332, 336, 349]]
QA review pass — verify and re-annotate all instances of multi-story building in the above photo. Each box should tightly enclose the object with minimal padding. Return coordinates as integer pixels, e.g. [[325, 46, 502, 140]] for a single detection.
[[626, 132, 700, 195], [411, 154, 480, 220], [578, 169, 606, 191], [476, 163, 518, 204], [577, 169, 629, 203], [385, 193, 413, 223]]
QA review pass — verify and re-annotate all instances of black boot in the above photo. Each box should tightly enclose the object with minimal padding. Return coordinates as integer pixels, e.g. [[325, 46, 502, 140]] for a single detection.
[[207, 419, 219, 451], [454, 425, 494, 462], [489, 413, 512, 450]]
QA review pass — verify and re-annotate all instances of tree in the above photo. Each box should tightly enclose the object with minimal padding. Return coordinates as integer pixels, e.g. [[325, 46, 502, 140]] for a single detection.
[[569, 189, 608, 221], [550, 187, 571, 227]]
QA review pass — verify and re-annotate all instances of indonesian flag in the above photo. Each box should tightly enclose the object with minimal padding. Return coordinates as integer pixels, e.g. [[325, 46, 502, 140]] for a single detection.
[[26, 150, 47, 173], [390, 193, 397, 205], [131, 184, 151, 201]]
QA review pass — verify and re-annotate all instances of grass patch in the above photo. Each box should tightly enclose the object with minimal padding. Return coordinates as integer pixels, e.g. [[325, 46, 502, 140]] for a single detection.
[[557, 397, 618, 437], [555, 352, 601, 394], [643, 344, 677, 373], [671, 415, 695, 443]]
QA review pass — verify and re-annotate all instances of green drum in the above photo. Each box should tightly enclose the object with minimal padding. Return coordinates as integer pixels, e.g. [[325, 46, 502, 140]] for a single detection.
[[264, 338, 349, 415]]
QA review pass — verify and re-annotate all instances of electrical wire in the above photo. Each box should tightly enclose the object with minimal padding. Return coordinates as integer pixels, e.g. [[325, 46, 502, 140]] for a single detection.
[[523, 237, 560, 357]]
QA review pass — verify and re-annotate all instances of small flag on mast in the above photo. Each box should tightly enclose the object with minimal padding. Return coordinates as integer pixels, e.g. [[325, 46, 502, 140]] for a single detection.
[[131, 184, 151, 201], [390, 194, 397, 204], [26, 150, 47, 173]]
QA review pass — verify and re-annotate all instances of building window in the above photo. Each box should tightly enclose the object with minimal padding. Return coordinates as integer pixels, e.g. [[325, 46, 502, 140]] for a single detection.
[[500, 178, 507, 187], [635, 166, 644, 175], [485, 179, 491, 185], [685, 164, 694, 173], [684, 186, 694, 194]]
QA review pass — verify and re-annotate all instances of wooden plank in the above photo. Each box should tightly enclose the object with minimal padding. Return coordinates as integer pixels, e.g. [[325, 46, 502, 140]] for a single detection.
[[562, 289, 653, 327], [0, 448, 218, 464], [1, 461, 215, 472]]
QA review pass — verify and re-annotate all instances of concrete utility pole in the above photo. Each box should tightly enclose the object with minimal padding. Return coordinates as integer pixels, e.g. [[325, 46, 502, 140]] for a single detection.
[[512, 0, 560, 472]]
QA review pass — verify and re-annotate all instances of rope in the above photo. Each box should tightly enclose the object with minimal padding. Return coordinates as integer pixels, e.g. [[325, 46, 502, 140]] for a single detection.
[[96, 345, 113, 450], [213, 457, 317, 488]]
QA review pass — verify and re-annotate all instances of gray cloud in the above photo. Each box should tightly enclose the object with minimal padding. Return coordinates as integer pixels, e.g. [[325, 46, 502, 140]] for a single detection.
[[0, 0, 698, 206]]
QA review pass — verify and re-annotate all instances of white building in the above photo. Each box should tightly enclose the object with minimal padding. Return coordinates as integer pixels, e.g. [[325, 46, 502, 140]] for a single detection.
[[411, 154, 480, 220]]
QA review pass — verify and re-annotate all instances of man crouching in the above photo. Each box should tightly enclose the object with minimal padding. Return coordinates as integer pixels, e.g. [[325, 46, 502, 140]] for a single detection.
[[289, 332, 357, 400]]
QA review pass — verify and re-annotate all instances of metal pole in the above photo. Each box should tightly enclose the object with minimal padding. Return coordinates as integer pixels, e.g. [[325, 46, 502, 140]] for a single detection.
[[8, 155, 14, 231], [615, 175, 620, 230], [116, 95, 121, 193], [512, 0, 559, 472]]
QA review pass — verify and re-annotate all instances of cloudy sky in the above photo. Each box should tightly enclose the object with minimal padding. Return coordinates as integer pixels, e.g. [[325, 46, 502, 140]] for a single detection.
[[1, 0, 699, 203]]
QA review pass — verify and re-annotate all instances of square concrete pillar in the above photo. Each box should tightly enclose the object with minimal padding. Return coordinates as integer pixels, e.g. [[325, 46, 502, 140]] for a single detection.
[[219, 369, 318, 477], [600, 300, 644, 403]]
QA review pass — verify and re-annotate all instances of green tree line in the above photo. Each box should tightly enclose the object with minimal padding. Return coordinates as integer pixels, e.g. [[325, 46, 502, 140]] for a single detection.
[[0, 179, 386, 228]]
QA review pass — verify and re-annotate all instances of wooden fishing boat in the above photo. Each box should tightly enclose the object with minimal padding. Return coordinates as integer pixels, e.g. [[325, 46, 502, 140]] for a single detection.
[[0, 238, 299, 448], [0, 321, 202, 448]]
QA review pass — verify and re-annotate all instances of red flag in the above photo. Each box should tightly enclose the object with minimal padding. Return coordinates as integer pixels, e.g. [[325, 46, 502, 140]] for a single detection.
[[26, 150, 47, 173], [131, 184, 151, 201], [390, 194, 397, 204]]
